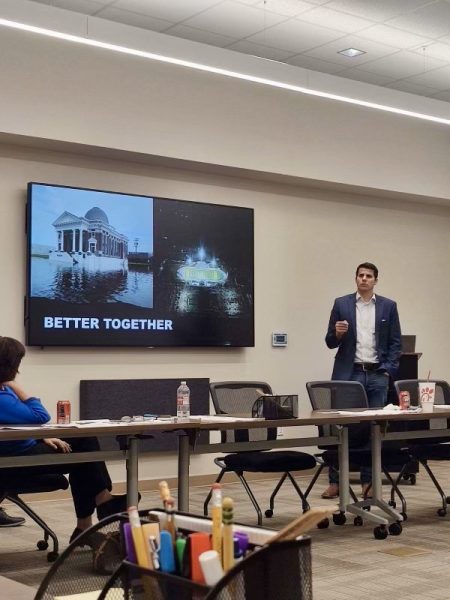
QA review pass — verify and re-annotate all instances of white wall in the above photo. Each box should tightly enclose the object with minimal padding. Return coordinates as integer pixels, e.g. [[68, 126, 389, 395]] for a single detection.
[[1, 144, 449, 482]]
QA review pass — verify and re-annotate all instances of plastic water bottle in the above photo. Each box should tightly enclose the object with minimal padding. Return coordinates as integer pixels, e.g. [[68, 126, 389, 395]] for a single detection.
[[177, 381, 190, 422]]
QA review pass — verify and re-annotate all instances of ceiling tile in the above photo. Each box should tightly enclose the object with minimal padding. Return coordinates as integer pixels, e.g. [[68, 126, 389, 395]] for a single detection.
[[387, 1, 450, 38], [182, 0, 287, 38], [403, 64, 450, 89], [386, 79, 441, 97], [304, 34, 398, 65], [296, 6, 374, 33], [324, 0, 434, 22], [227, 40, 294, 60], [251, 0, 316, 17], [361, 24, 432, 49], [410, 41, 450, 62], [166, 24, 239, 47], [286, 54, 347, 74], [97, 7, 173, 31], [432, 90, 450, 101], [29, 0, 108, 13], [248, 18, 343, 53], [113, 0, 222, 23], [360, 50, 446, 79], [337, 68, 397, 86]]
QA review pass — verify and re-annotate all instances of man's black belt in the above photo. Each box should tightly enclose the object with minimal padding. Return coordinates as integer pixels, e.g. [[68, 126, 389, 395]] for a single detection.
[[354, 362, 380, 371]]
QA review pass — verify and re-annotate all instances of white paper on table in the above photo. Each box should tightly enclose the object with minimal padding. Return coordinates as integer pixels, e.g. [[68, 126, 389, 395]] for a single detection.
[[195, 415, 264, 423]]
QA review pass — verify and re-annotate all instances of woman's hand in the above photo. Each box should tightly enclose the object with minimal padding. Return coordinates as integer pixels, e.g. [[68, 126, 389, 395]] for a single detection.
[[43, 438, 72, 453], [4, 380, 32, 401]]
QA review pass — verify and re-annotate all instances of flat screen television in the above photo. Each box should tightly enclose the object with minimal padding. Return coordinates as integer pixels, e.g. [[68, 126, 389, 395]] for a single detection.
[[26, 183, 254, 347]]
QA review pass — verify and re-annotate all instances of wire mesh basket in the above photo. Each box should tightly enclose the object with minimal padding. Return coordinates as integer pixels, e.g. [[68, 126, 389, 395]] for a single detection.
[[99, 537, 312, 600], [252, 395, 298, 419]]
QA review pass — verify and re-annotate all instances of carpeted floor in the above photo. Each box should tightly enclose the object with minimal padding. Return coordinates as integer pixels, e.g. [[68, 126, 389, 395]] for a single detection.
[[2, 463, 450, 599]]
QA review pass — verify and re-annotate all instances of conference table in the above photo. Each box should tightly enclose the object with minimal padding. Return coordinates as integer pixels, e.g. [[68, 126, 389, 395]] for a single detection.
[[1, 407, 450, 537]]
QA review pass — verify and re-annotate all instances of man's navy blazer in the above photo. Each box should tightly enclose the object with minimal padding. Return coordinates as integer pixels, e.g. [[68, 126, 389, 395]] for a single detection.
[[325, 293, 401, 380]]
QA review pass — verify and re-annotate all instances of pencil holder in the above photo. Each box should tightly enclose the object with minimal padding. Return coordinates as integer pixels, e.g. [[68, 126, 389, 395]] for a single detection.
[[98, 512, 312, 600]]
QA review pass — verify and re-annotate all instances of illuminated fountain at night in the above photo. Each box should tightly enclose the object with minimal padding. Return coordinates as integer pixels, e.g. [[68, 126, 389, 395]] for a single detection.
[[177, 246, 228, 287]]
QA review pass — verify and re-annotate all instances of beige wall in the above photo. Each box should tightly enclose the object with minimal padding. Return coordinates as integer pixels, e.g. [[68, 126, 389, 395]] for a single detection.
[[1, 144, 449, 481]]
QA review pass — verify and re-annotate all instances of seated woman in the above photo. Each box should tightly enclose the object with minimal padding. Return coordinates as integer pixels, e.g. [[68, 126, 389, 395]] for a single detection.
[[0, 335, 134, 544]]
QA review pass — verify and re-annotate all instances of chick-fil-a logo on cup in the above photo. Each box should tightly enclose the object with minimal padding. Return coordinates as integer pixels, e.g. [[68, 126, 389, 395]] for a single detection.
[[419, 382, 436, 413]]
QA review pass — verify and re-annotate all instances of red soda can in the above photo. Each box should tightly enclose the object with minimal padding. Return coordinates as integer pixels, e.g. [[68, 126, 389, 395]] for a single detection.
[[57, 400, 71, 424], [399, 391, 410, 410]]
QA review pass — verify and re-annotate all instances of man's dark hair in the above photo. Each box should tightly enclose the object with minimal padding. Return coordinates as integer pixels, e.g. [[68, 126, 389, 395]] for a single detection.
[[0, 337, 26, 383], [356, 262, 378, 279]]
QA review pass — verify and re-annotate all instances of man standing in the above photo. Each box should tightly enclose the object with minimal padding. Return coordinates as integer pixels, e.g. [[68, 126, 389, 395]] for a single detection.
[[321, 262, 402, 499]]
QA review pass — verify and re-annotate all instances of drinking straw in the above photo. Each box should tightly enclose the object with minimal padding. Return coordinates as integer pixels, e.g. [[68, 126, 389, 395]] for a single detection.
[[427, 370, 431, 381]]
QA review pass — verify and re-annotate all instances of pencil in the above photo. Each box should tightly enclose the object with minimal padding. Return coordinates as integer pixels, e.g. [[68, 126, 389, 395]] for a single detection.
[[222, 497, 234, 572], [211, 483, 223, 562], [158, 480, 171, 508], [128, 505, 152, 568], [164, 497, 177, 542]]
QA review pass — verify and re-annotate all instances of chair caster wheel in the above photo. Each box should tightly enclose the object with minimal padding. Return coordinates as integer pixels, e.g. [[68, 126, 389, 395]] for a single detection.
[[353, 516, 363, 526], [265, 509, 273, 518], [37, 540, 49, 551], [410, 474, 416, 485], [47, 551, 58, 562], [400, 512, 408, 522], [317, 518, 329, 529], [437, 508, 447, 517], [333, 513, 346, 526], [389, 522, 402, 536], [388, 500, 396, 508], [374, 525, 388, 540]]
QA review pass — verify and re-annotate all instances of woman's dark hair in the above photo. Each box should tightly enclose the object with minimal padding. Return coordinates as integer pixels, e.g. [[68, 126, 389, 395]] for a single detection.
[[0, 337, 26, 383]]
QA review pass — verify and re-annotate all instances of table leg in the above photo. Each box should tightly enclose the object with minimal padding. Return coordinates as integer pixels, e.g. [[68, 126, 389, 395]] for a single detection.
[[368, 422, 403, 522], [346, 422, 402, 527], [126, 436, 139, 507], [338, 426, 349, 512], [178, 433, 190, 512]]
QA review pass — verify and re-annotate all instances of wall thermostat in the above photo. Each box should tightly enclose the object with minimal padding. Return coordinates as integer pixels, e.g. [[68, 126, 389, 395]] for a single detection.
[[272, 333, 288, 347]]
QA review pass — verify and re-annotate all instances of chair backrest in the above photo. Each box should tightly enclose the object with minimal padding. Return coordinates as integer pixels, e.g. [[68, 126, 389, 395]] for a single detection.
[[394, 379, 450, 436], [209, 381, 275, 443], [306, 381, 370, 448]]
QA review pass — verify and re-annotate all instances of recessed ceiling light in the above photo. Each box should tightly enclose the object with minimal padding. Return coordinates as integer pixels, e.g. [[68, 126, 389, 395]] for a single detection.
[[338, 48, 366, 58]]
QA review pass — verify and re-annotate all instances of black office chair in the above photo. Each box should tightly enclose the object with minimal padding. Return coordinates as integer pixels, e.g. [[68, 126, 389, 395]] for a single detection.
[[0, 473, 69, 562], [203, 381, 318, 525], [394, 379, 450, 516], [306, 381, 411, 530]]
